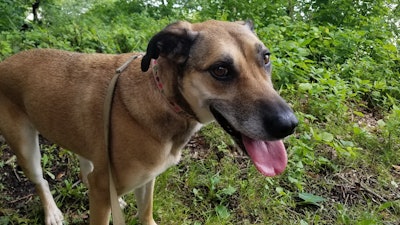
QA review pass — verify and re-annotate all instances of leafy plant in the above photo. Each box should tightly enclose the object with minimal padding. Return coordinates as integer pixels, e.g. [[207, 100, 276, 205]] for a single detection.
[[1, 0, 399, 224]]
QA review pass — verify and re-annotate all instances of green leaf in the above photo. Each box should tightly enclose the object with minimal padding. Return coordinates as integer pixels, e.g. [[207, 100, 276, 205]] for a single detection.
[[192, 188, 203, 200], [377, 119, 386, 127], [301, 38, 314, 46], [300, 220, 309, 225], [353, 111, 364, 117], [320, 132, 334, 143], [215, 205, 230, 219], [0, 216, 10, 225], [46, 171, 55, 180], [298, 83, 313, 91], [275, 187, 286, 196], [221, 185, 236, 196], [378, 201, 395, 211], [298, 193, 326, 206]]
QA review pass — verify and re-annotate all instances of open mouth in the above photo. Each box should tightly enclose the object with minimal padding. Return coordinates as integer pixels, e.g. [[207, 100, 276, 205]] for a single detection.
[[210, 106, 288, 177]]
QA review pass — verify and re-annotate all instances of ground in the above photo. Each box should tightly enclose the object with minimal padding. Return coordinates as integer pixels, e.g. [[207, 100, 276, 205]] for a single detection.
[[0, 127, 399, 224]]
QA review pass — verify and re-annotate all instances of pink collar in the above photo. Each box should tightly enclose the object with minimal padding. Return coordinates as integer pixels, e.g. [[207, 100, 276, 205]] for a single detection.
[[151, 60, 198, 121]]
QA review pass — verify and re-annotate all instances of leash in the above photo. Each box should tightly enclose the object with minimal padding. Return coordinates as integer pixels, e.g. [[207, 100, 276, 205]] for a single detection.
[[103, 54, 142, 225], [103, 54, 197, 224]]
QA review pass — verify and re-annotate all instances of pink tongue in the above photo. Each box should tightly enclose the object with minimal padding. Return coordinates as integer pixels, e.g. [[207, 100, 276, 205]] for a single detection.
[[242, 135, 287, 177]]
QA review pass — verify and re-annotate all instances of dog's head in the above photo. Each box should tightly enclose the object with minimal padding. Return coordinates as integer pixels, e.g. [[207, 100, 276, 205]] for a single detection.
[[142, 20, 298, 176]]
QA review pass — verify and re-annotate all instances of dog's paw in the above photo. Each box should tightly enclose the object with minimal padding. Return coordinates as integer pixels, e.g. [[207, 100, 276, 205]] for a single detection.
[[44, 208, 64, 225]]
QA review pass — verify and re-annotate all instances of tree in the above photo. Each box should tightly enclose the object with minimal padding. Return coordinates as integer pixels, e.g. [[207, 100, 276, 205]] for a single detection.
[[0, 0, 31, 31]]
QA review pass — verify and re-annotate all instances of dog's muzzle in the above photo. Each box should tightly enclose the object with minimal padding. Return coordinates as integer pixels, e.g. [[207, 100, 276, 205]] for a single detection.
[[259, 99, 298, 140], [210, 99, 298, 177]]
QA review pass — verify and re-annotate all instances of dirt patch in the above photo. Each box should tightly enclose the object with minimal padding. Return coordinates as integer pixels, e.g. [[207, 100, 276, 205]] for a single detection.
[[0, 136, 86, 222], [0, 145, 37, 209], [331, 169, 389, 205]]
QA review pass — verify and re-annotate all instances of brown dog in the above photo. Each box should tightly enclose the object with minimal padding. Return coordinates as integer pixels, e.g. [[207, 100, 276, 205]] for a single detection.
[[0, 20, 297, 225]]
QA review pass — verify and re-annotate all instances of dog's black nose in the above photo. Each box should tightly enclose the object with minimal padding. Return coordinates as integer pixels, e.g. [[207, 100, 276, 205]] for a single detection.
[[260, 99, 298, 140], [268, 110, 298, 139]]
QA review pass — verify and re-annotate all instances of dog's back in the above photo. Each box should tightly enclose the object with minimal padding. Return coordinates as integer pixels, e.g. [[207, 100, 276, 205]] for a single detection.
[[0, 49, 138, 154], [0, 49, 101, 151]]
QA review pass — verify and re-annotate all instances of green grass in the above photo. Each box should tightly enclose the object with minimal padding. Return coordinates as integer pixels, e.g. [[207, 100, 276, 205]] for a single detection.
[[1, 3, 399, 224], [2, 112, 399, 224]]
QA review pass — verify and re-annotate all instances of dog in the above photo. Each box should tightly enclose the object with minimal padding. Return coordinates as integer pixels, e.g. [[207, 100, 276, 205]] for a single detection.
[[0, 20, 298, 225]]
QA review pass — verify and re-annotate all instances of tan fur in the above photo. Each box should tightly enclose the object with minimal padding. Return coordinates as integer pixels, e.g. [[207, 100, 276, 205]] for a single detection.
[[0, 20, 297, 225]]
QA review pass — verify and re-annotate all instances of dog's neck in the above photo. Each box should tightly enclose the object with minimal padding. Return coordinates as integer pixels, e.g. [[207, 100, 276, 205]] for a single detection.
[[151, 59, 200, 122]]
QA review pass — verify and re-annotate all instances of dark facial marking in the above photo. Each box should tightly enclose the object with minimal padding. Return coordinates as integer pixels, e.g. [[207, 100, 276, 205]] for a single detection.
[[207, 56, 237, 82]]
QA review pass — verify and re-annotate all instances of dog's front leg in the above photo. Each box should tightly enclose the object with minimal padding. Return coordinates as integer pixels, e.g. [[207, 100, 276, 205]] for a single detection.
[[134, 179, 157, 225]]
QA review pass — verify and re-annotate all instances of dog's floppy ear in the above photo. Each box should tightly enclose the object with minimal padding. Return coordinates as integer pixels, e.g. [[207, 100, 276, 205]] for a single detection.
[[141, 21, 198, 72]]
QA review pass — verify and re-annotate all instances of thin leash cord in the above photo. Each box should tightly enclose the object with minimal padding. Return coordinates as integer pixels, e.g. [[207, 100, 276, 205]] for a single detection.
[[103, 54, 142, 225]]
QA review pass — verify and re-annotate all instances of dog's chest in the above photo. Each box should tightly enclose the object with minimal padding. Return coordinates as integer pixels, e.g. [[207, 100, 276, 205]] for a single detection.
[[118, 144, 182, 194], [150, 123, 201, 176], [118, 123, 202, 194]]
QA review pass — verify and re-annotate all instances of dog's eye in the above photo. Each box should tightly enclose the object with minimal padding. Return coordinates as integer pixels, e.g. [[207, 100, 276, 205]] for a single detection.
[[264, 53, 271, 65], [209, 65, 232, 81], [213, 66, 228, 77]]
